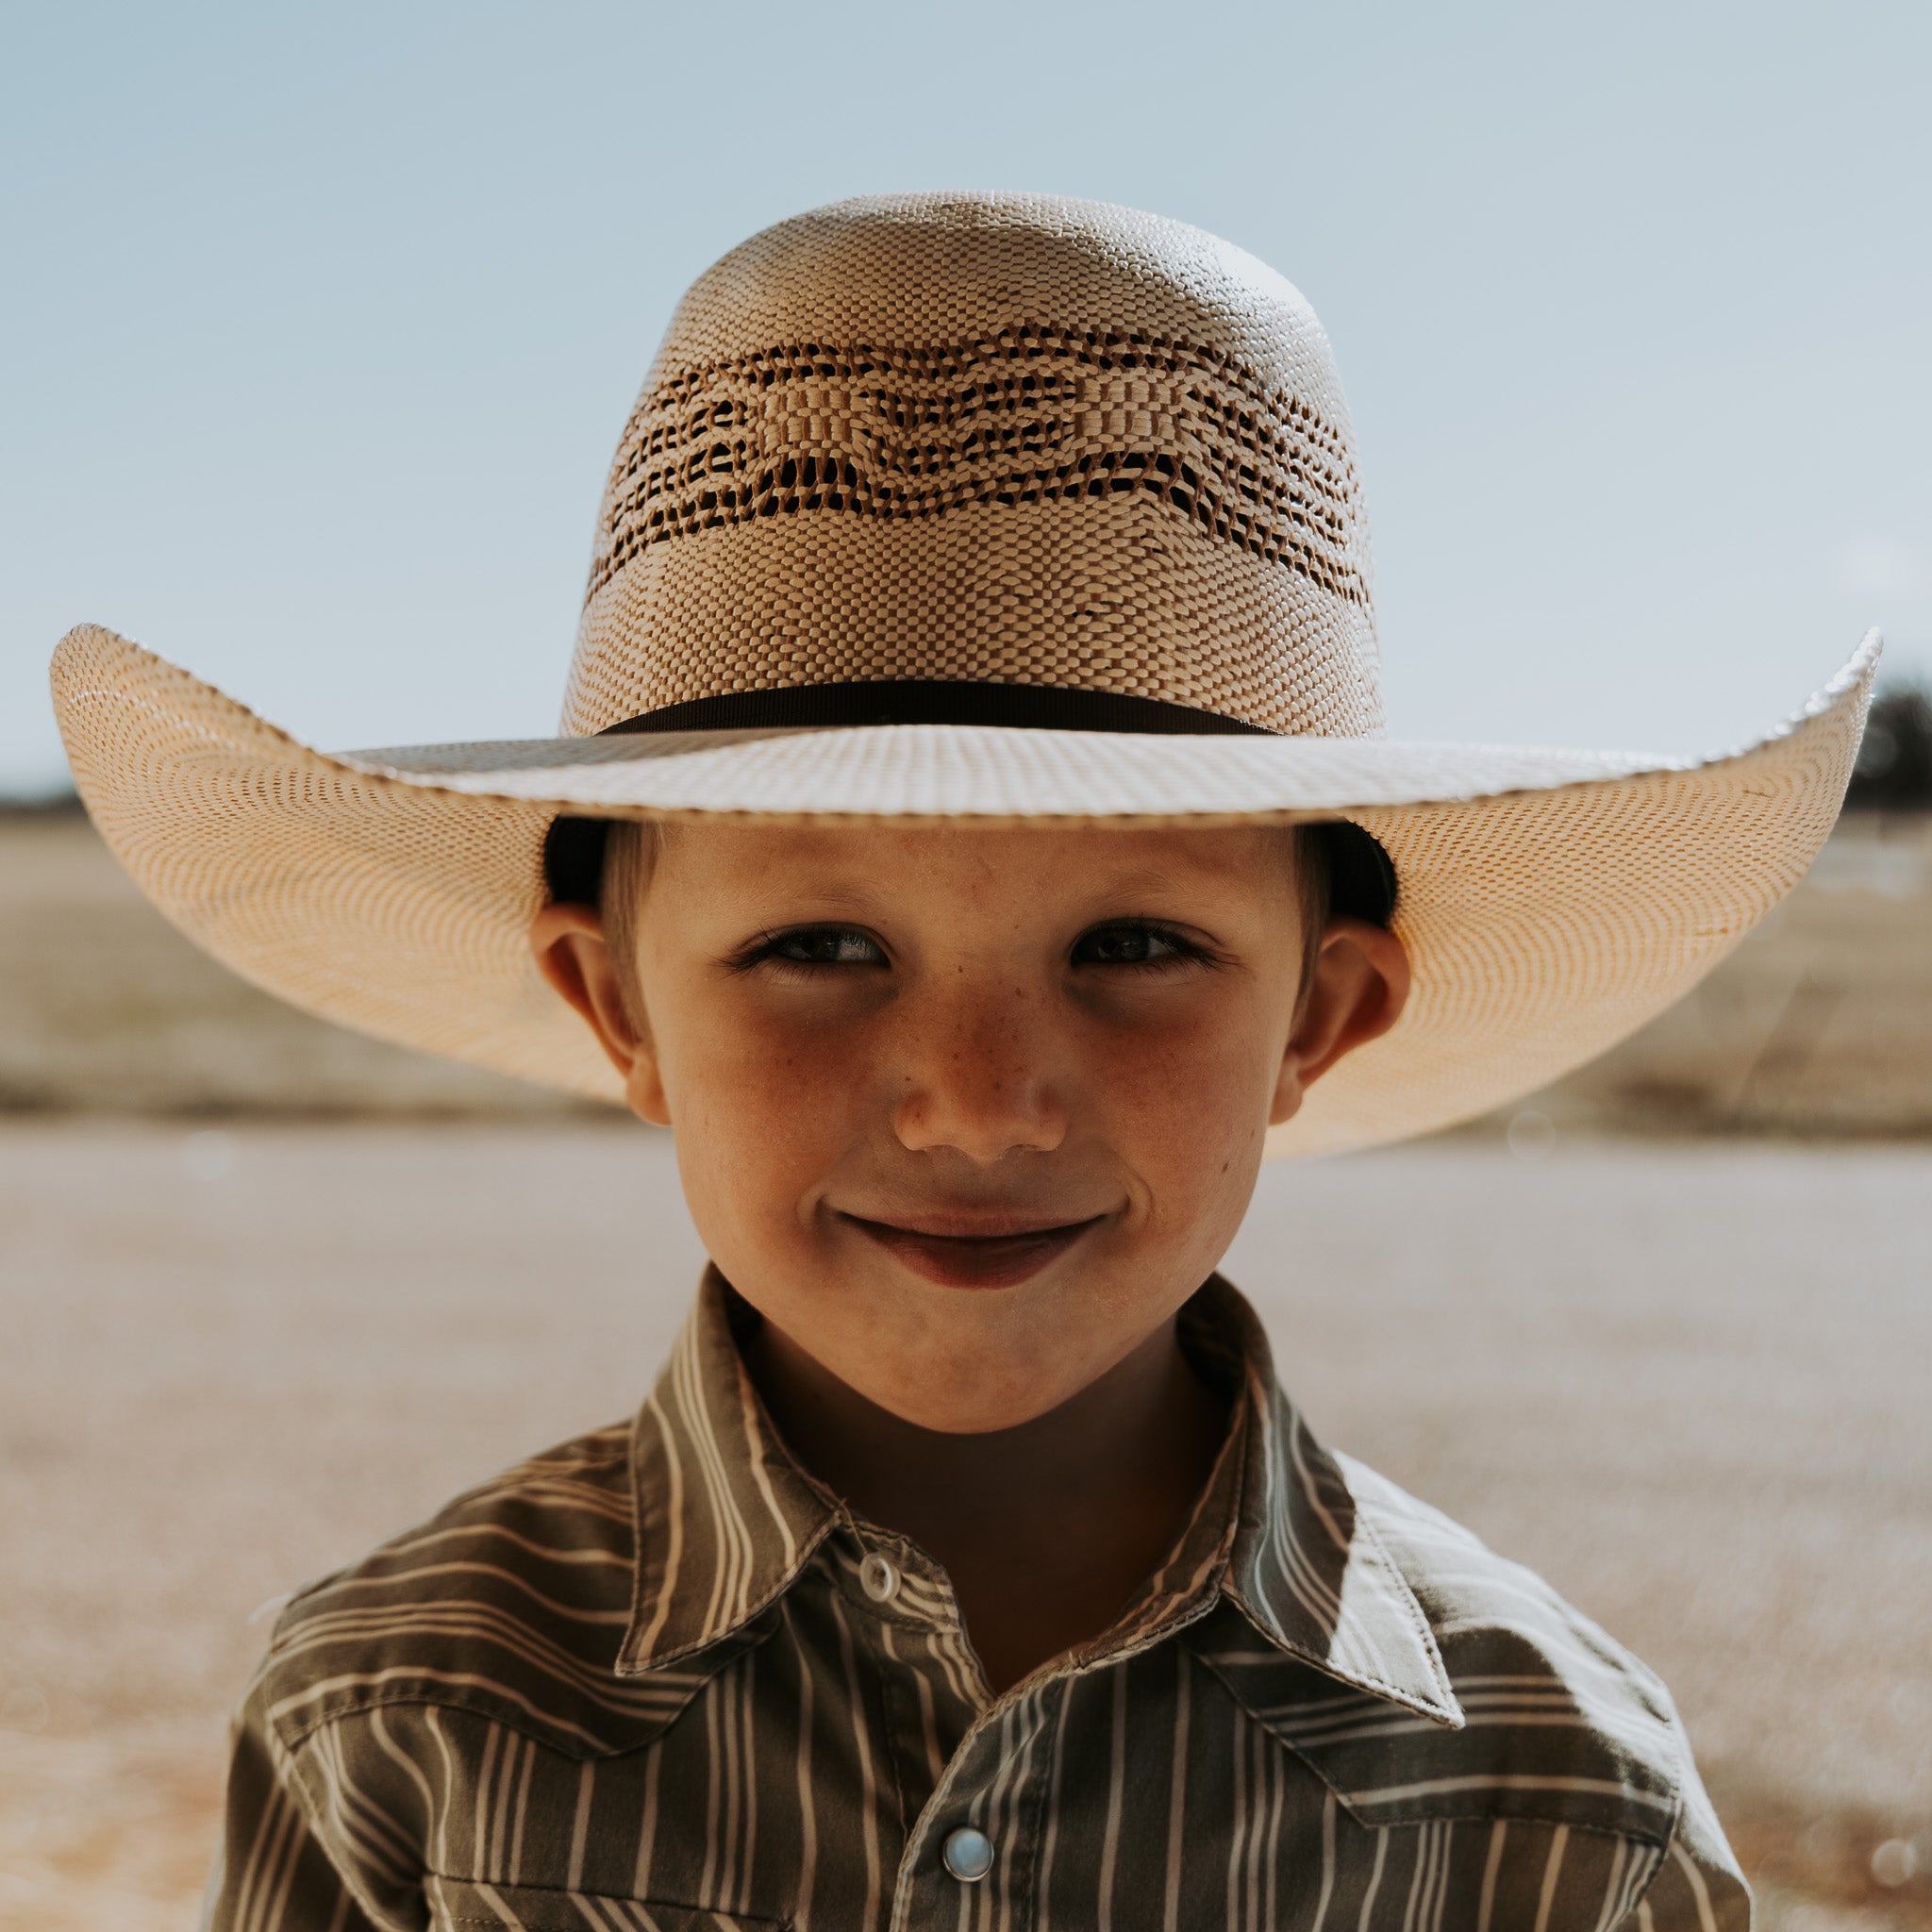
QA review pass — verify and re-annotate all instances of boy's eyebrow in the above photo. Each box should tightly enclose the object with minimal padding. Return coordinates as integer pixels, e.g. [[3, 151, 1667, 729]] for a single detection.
[[1043, 866, 1249, 907]]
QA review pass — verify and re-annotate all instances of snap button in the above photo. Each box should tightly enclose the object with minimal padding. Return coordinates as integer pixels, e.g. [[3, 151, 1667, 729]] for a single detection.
[[859, 1552, 899, 1603], [941, 1825, 994, 1882]]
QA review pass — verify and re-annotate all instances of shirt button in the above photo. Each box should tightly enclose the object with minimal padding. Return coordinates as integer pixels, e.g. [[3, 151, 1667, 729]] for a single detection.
[[942, 1825, 994, 1882], [859, 1552, 899, 1603]]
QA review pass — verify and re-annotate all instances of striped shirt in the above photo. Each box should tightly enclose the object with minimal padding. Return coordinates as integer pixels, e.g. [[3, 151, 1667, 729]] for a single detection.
[[209, 1271, 1748, 1931]]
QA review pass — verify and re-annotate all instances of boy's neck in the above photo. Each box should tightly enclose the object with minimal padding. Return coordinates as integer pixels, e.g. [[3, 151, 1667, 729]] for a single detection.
[[741, 1305, 1229, 1697]]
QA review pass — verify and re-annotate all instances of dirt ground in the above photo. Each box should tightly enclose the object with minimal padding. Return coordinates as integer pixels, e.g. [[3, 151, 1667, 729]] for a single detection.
[[1, 1124, 1927, 1928]]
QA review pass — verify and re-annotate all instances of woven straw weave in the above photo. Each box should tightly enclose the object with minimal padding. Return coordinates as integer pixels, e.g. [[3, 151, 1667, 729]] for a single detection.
[[47, 193, 1877, 1154], [565, 196, 1379, 740]]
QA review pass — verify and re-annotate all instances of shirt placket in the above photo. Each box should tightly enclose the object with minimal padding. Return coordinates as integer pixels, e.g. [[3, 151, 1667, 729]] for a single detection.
[[818, 1402, 1243, 1931], [825, 1524, 1038, 1928], [833, 1524, 1208, 1932], [889, 1686, 1061, 1932]]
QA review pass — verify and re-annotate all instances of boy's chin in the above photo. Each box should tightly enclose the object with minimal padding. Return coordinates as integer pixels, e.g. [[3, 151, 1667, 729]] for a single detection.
[[806, 1275, 1160, 1435]]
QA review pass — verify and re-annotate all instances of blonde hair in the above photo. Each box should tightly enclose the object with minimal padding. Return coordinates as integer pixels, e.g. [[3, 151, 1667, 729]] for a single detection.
[[600, 819, 659, 1031]]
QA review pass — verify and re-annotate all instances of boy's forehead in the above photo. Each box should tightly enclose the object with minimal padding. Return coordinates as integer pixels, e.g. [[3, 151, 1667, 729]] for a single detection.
[[655, 819, 1297, 894]]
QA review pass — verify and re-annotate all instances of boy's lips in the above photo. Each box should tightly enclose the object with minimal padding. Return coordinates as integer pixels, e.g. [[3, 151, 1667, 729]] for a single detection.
[[836, 1210, 1108, 1290]]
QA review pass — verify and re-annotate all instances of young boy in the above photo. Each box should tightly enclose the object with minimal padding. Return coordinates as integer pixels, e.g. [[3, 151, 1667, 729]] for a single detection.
[[53, 193, 1873, 1931]]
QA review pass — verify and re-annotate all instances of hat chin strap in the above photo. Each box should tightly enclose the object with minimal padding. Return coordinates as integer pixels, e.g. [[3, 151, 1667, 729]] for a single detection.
[[600, 680, 1272, 739]]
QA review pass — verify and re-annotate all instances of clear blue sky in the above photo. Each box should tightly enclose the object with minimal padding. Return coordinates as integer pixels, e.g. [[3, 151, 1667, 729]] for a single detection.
[[4, 0, 1925, 794]]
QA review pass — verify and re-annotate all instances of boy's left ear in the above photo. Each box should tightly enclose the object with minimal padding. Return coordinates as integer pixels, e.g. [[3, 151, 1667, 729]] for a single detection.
[[528, 903, 672, 1126], [1270, 916, 1411, 1127]]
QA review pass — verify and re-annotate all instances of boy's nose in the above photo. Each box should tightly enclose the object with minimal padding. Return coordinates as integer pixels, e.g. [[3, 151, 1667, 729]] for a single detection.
[[890, 991, 1069, 1164]]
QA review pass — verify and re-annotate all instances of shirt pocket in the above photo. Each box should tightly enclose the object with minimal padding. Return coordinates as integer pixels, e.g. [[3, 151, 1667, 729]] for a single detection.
[[426, 1874, 790, 1932]]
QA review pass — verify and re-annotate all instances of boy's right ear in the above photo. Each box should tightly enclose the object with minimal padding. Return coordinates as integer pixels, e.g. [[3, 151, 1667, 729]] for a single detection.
[[527, 904, 671, 1126]]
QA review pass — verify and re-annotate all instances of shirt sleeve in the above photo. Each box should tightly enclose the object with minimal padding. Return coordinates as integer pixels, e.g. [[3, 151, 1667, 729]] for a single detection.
[[1617, 1719, 1752, 1932], [1618, 1840, 1751, 1931], [202, 1685, 425, 1932]]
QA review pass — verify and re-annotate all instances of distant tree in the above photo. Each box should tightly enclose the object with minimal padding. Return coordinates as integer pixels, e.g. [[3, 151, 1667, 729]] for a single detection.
[[0, 785, 83, 817], [1845, 682, 1932, 810]]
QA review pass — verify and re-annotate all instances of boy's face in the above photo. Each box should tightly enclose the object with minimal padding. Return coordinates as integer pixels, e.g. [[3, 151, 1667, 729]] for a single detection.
[[535, 822, 1406, 1433]]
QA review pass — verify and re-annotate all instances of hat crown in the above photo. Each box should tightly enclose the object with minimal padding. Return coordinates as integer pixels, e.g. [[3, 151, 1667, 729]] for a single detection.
[[563, 193, 1382, 740]]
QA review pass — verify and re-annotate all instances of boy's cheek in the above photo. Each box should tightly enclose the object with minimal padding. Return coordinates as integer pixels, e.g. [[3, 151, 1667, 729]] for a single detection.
[[658, 1014, 869, 1226], [1099, 1033, 1279, 1271], [669, 1015, 876, 1147], [668, 989, 1271, 1114], [656, 988, 1276, 1223], [1102, 1024, 1279, 1158]]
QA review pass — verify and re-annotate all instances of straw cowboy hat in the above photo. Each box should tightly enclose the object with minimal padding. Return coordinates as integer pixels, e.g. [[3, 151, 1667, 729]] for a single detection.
[[50, 193, 1875, 1156]]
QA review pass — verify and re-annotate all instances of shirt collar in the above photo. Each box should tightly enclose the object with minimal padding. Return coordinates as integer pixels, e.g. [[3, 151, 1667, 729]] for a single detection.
[[615, 1266, 841, 1675], [616, 1268, 1461, 1728], [1197, 1278, 1462, 1726]]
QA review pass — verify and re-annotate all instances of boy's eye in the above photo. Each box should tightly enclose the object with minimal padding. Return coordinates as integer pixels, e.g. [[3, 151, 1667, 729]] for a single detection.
[[757, 925, 885, 967], [1072, 922, 1198, 967]]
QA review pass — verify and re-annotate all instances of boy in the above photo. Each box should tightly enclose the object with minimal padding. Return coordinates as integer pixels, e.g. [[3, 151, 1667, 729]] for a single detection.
[[53, 193, 1873, 1929]]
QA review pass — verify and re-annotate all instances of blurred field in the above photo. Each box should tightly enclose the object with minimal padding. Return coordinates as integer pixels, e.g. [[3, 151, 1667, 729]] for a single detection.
[[2, 809, 1929, 1929], [0, 811, 589, 1120], [1536, 814, 1932, 1138], [2, 808, 1930, 1132], [1, 1125, 1928, 1929]]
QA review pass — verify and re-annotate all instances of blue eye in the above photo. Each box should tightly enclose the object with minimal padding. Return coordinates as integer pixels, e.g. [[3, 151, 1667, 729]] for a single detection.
[[1073, 923, 1195, 967], [761, 926, 884, 967]]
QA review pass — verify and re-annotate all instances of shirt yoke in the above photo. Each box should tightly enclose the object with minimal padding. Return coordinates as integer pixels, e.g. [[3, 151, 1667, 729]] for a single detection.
[[1194, 1448, 1699, 1855], [249, 1422, 739, 1764]]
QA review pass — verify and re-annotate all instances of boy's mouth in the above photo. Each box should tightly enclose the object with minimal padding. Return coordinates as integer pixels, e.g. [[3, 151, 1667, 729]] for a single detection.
[[836, 1210, 1108, 1290]]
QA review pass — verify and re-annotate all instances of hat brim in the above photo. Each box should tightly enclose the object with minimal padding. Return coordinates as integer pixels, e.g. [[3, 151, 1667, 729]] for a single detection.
[[50, 625, 1876, 1157]]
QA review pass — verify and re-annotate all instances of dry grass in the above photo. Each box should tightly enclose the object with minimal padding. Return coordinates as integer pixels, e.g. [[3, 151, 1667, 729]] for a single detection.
[[0, 814, 588, 1119], [1, 1125, 1927, 1927], [1527, 814, 1932, 1138]]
